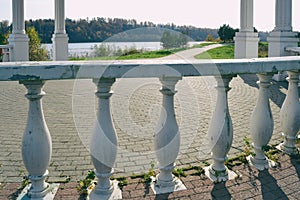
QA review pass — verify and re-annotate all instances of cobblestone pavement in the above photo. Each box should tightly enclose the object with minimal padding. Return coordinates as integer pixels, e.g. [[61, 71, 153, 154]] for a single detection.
[[0, 74, 289, 183], [1, 153, 300, 199], [0, 40, 298, 199]]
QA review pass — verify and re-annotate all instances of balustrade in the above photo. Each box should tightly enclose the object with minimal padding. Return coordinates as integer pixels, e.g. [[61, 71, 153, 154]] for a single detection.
[[153, 77, 186, 193], [205, 75, 237, 182], [278, 71, 300, 155], [0, 57, 300, 199], [89, 78, 121, 199], [248, 73, 275, 170], [19, 80, 58, 199], [0, 45, 12, 62]]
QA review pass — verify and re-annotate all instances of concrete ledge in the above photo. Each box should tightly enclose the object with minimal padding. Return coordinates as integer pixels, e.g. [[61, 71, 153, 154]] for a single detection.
[[0, 56, 300, 81]]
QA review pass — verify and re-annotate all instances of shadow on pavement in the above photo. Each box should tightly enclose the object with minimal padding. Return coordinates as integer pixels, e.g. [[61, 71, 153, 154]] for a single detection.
[[211, 182, 231, 200], [291, 154, 300, 182], [154, 193, 170, 200], [258, 170, 288, 200], [239, 74, 288, 109]]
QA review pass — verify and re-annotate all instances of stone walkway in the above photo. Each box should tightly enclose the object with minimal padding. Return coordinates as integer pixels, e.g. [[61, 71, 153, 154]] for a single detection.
[[0, 46, 298, 199], [161, 44, 224, 60]]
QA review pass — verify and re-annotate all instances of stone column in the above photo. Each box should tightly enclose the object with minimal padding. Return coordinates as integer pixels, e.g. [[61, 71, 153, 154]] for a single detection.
[[19, 81, 59, 199], [277, 71, 300, 155], [8, 0, 29, 61], [153, 77, 186, 194], [88, 78, 121, 200], [268, 0, 299, 80], [52, 0, 69, 61], [234, 0, 259, 58], [274, 0, 292, 32], [240, 0, 253, 32], [204, 76, 237, 182], [247, 74, 275, 170]]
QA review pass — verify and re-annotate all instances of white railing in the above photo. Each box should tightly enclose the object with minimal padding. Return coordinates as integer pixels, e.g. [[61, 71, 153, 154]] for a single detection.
[[0, 57, 300, 199], [0, 45, 12, 62], [285, 47, 300, 55]]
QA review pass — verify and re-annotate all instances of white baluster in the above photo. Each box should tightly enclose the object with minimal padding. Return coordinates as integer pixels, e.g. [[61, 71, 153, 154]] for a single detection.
[[152, 77, 186, 194], [20, 80, 58, 199], [205, 76, 237, 182], [88, 78, 121, 200], [248, 74, 275, 170], [277, 71, 300, 155]]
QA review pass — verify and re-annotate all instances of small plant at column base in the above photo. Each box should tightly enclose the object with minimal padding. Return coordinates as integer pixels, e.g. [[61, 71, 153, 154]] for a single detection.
[[245, 135, 278, 170], [172, 167, 187, 178], [202, 161, 210, 167], [263, 145, 281, 164], [77, 170, 96, 196], [144, 161, 156, 184], [20, 176, 30, 190], [190, 166, 205, 176], [243, 136, 254, 156]]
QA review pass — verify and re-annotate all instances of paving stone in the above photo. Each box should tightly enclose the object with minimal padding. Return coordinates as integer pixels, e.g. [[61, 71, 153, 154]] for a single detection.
[[0, 74, 298, 199]]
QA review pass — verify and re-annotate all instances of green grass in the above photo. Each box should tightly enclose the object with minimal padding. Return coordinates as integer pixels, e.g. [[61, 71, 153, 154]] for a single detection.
[[195, 42, 269, 59], [195, 44, 234, 59], [192, 42, 218, 48], [116, 49, 173, 60], [70, 49, 187, 61], [258, 42, 268, 58]]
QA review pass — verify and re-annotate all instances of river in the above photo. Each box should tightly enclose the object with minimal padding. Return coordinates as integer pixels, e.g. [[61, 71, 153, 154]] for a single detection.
[[42, 41, 202, 58]]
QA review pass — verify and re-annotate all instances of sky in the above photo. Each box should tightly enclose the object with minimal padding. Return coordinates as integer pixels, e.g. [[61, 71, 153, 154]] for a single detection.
[[0, 0, 300, 32]]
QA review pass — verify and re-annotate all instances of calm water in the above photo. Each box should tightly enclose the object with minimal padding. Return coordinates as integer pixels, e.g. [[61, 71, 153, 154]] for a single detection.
[[43, 41, 202, 58]]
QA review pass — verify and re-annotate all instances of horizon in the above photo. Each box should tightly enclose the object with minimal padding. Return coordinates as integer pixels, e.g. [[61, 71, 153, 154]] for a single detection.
[[0, 0, 300, 32]]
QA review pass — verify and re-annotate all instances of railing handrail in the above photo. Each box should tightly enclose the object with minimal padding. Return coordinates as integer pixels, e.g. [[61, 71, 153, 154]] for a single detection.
[[0, 56, 299, 81], [0, 44, 12, 49], [285, 47, 300, 55]]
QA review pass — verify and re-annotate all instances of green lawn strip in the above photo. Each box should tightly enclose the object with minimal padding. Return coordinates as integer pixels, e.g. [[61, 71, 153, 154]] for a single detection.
[[195, 44, 234, 59], [192, 42, 218, 48], [195, 42, 268, 59], [70, 48, 187, 61]]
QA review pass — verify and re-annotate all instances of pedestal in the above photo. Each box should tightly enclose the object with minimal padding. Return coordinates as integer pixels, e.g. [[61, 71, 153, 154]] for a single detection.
[[52, 33, 69, 61], [234, 32, 259, 59]]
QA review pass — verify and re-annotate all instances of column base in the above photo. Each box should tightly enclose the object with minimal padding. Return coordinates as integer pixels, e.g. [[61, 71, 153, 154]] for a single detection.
[[150, 175, 186, 194], [87, 180, 122, 200], [204, 165, 237, 183], [51, 33, 69, 61], [267, 31, 299, 57], [276, 143, 299, 156], [17, 183, 59, 200], [8, 33, 29, 61], [246, 155, 276, 171], [234, 32, 259, 59]]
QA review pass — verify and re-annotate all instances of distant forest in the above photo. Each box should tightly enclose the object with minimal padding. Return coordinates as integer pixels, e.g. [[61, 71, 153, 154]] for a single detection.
[[0, 17, 269, 43]]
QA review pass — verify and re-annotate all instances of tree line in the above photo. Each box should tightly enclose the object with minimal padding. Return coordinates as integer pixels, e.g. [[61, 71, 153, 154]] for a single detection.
[[0, 18, 219, 44]]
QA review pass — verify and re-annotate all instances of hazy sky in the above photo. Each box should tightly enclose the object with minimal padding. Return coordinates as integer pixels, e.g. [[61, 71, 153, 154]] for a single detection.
[[0, 0, 300, 31]]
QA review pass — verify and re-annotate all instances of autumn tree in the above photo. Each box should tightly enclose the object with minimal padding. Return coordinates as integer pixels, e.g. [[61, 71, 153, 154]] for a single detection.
[[0, 33, 6, 45], [205, 34, 215, 42], [26, 27, 48, 61]]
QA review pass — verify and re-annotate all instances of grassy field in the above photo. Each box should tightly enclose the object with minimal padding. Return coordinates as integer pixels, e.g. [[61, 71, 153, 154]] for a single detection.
[[195, 42, 268, 59], [192, 42, 218, 48], [195, 44, 234, 59], [70, 48, 188, 61]]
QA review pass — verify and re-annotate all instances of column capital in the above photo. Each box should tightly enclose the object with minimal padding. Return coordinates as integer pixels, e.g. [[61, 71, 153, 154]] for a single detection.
[[159, 77, 181, 95]]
